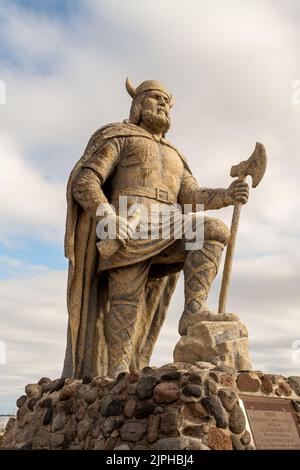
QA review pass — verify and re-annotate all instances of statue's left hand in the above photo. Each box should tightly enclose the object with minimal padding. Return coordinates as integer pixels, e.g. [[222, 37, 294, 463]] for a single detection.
[[224, 179, 249, 205]]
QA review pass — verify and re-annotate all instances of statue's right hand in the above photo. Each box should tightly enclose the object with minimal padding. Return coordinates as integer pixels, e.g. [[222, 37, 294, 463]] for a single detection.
[[98, 213, 134, 242], [96, 205, 135, 245], [114, 215, 135, 242]]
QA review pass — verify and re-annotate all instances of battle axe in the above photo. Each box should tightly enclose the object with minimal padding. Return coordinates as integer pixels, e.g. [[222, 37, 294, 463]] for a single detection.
[[218, 142, 267, 314]]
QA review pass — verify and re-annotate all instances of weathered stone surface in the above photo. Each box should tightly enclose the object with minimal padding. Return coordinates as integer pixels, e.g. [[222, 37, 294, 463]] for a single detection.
[[25, 384, 41, 400], [5, 417, 16, 432], [27, 397, 38, 411], [288, 376, 300, 396], [97, 387, 105, 400], [136, 375, 159, 400], [279, 381, 292, 396], [260, 375, 273, 395], [42, 378, 65, 394], [85, 389, 98, 404], [237, 373, 260, 392], [82, 375, 92, 384], [114, 444, 130, 450], [241, 431, 251, 445], [16, 405, 28, 424], [143, 366, 156, 375], [187, 438, 210, 450], [214, 364, 236, 374], [65, 416, 77, 442], [154, 436, 190, 450], [205, 378, 218, 395], [38, 377, 51, 386], [16, 395, 27, 408], [182, 424, 204, 439], [292, 400, 300, 413], [174, 321, 251, 371], [50, 432, 65, 449], [102, 417, 123, 438], [87, 402, 100, 419], [59, 385, 73, 401], [123, 398, 137, 418], [154, 382, 180, 404], [265, 374, 283, 384], [19, 441, 33, 450], [229, 404, 246, 434], [231, 434, 244, 450], [75, 405, 86, 421], [40, 397, 53, 408], [101, 395, 124, 416], [182, 384, 202, 397], [195, 361, 215, 370], [202, 395, 228, 428], [160, 410, 180, 435], [182, 402, 210, 423], [135, 401, 155, 419], [146, 415, 160, 443], [220, 374, 235, 387], [52, 412, 66, 432], [161, 371, 181, 381], [32, 429, 50, 449], [77, 418, 91, 441], [209, 371, 221, 383], [111, 379, 127, 395], [42, 406, 54, 426], [120, 422, 146, 442], [187, 372, 202, 385], [127, 370, 140, 383], [94, 438, 106, 450], [218, 389, 238, 411], [154, 406, 164, 414], [63, 398, 74, 415], [206, 427, 232, 450]]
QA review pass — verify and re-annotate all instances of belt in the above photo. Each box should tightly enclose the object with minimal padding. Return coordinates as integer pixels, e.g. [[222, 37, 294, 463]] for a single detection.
[[114, 187, 177, 204]]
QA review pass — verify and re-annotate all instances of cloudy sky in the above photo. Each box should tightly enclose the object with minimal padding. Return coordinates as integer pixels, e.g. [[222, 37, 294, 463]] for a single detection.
[[0, 0, 300, 413]]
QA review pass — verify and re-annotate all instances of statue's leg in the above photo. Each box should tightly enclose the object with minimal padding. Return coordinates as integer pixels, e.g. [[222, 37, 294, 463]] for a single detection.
[[106, 260, 150, 378], [179, 216, 239, 336]]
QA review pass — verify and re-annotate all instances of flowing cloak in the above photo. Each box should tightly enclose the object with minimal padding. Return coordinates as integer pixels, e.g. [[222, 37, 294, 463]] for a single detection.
[[62, 121, 193, 379]]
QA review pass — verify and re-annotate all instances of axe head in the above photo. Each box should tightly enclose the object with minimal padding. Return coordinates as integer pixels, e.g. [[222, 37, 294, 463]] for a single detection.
[[230, 142, 267, 188]]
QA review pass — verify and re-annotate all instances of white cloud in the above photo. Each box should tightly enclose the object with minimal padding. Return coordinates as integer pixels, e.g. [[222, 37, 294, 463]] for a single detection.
[[0, 267, 67, 413], [0, 135, 65, 244]]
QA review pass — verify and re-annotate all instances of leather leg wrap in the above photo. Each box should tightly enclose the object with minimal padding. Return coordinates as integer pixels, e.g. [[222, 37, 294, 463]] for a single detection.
[[105, 303, 138, 378]]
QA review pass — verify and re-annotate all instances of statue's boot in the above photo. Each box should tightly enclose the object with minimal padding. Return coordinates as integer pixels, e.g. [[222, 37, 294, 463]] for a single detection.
[[179, 240, 238, 336], [105, 302, 138, 378]]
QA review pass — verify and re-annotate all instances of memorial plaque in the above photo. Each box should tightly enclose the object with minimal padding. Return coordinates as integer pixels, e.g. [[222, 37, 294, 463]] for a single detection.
[[241, 395, 300, 450]]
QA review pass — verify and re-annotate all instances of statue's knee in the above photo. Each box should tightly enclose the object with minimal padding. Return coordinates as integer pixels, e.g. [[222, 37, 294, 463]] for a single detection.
[[204, 216, 230, 245]]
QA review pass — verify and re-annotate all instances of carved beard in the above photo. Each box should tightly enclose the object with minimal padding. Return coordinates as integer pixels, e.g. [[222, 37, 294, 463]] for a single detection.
[[141, 109, 171, 135]]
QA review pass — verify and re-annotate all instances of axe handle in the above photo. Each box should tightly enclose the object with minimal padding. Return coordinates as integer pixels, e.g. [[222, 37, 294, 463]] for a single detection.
[[218, 177, 245, 313]]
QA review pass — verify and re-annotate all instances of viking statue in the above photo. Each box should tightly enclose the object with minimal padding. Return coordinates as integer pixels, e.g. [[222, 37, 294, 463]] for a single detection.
[[62, 78, 249, 379]]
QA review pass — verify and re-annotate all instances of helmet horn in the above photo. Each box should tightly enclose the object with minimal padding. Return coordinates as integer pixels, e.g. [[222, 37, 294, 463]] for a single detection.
[[125, 77, 136, 98]]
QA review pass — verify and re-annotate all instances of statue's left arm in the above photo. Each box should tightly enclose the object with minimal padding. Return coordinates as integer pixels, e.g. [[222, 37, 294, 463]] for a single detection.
[[178, 170, 249, 210]]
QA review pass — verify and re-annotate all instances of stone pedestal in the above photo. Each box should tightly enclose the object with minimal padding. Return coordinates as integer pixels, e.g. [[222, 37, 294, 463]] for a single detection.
[[2, 363, 300, 450], [174, 321, 252, 371]]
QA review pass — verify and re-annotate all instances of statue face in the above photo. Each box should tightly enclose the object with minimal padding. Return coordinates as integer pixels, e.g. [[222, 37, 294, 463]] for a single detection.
[[142, 90, 170, 117], [140, 90, 171, 134]]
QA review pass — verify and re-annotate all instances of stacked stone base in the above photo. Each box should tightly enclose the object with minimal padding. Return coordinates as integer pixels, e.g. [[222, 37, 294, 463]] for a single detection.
[[2, 363, 300, 450]]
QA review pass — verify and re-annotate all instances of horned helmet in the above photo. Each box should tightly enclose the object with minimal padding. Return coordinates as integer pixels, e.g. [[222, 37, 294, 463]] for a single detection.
[[125, 77, 174, 107]]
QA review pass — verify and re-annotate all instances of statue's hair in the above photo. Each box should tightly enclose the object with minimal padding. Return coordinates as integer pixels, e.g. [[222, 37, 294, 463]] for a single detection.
[[128, 94, 144, 125]]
